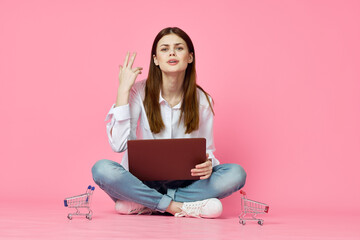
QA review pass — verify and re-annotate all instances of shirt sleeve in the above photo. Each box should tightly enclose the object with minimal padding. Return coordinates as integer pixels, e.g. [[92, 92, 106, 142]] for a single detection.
[[198, 97, 220, 167], [105, 87, 142, 152]]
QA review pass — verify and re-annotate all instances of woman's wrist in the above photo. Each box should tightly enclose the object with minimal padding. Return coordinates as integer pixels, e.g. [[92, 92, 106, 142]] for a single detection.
[[115, 87, 130, 107]]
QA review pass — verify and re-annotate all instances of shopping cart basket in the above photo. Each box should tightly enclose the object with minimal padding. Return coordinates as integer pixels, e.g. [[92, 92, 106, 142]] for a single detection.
[[238, 190, 269, 225], [64, 185, 95, 220]]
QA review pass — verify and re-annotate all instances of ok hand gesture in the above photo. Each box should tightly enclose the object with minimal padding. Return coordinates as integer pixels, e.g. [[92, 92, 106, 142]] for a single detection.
[[118, 52, 143, 92], [116, 52, 143, 106]]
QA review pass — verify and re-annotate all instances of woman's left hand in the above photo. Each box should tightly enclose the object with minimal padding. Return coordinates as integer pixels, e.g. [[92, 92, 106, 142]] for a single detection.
[[191, 153, 213, 180]]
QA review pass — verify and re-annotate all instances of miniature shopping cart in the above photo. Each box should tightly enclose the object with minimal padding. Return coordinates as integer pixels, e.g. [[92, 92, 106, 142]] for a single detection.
[[238, 190, 269, 225], [64, 185, 95, 220]]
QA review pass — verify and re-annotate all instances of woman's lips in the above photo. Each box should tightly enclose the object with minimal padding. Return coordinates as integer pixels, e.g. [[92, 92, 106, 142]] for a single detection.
[[167, 59, 179, 65]]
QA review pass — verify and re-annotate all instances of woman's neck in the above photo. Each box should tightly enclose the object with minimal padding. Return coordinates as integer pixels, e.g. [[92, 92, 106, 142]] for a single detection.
[[161, 71, 185, 107]]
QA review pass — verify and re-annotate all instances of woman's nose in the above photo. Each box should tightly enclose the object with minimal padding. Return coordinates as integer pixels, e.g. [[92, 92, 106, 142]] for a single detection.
[[169, 48, 176, 56]]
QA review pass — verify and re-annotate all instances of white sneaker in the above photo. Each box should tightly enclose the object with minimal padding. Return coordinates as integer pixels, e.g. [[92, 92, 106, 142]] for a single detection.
[[174, 198, 223, 218], [115, 200, 153, 215]]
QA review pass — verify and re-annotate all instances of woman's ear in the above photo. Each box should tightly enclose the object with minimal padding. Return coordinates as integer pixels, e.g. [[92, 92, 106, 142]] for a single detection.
[[153, 54, 159, 66], [188, 52, 194, 63]]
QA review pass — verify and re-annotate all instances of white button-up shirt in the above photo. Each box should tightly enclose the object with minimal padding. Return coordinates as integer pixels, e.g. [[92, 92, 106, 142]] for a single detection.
[[105, 80, 219, 170]]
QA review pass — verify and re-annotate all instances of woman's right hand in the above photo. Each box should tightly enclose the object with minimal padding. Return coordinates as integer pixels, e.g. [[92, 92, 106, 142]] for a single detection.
[[118, 52, 143, 92], [116, 52, 143, 106]]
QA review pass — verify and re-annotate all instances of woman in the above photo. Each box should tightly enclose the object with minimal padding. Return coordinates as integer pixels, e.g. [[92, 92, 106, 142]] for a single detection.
[[92, 27, 246, 218]]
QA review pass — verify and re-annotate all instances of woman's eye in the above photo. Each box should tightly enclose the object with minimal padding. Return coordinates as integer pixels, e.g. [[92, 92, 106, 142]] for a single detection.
[[161, 48, 168, 52], [177, 47, 183, 51]]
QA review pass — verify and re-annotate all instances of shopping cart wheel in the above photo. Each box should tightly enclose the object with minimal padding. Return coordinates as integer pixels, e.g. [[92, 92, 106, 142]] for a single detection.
[[67, 214, 72, 220], [86, 215, 92, 220], [240, 220, 246, 225], [258, 220, 264, 225]]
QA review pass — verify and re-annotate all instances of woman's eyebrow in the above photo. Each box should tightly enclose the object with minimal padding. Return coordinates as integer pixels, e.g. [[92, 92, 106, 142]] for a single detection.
[[159, 43, 184, 47]]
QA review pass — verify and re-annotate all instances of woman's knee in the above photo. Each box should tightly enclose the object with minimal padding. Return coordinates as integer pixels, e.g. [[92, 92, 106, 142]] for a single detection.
[[229, 164, 247, 189], [91, 159, 123, 184], [215, 163, 247, 190], [92, 159, 109, 179]]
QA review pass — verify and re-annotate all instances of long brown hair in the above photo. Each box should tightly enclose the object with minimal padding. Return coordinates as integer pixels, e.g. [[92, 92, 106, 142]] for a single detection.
[[144, 27, 214, 134]]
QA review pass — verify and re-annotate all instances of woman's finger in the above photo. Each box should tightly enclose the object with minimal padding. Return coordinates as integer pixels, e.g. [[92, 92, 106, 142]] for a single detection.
[[195, 160, 212, 169], [195, 162, 205, 169], [123, 51, 130, 67], [197, 169, 212, 179], [191, 168, 212, 176], [128, 52, 137, 68], [132, 67, 143, 72], [192, 166, 211, 173], [133, 67, 143, 74], [133, 70, 142, 77], [200, 174, 211, 180], [192, 164, 212, 174]]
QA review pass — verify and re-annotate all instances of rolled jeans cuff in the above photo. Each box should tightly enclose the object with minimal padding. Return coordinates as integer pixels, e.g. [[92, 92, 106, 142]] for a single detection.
[[156, 194, 173, 212]]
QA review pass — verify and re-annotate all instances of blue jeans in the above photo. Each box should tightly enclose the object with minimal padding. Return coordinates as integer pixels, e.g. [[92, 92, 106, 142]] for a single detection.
[[92, 159, 246, 212]]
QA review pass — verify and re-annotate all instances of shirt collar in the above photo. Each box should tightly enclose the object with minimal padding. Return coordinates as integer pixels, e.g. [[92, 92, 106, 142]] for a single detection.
[[159, 90, 182, 109]]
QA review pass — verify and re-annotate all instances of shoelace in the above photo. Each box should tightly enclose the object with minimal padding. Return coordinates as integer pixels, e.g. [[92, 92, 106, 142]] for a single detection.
[[129, 207, 153, 215], [175, 200, 209, 218]]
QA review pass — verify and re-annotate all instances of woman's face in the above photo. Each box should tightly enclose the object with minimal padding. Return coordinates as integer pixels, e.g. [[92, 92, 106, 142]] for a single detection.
[[153, 34, 193, 74]]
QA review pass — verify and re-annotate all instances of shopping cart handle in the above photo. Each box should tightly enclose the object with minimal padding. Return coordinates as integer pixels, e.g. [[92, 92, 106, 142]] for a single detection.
[[87, 185, 92, 189], [265, 206, 269, 213], [91, 187, 95, 191]]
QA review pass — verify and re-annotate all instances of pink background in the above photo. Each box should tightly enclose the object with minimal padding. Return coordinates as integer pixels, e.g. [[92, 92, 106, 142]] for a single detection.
[[1, 0, 359, 216]]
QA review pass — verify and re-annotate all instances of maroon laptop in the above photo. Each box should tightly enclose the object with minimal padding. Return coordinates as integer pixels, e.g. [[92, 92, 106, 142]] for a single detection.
[[127, 138, 206, 181]]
